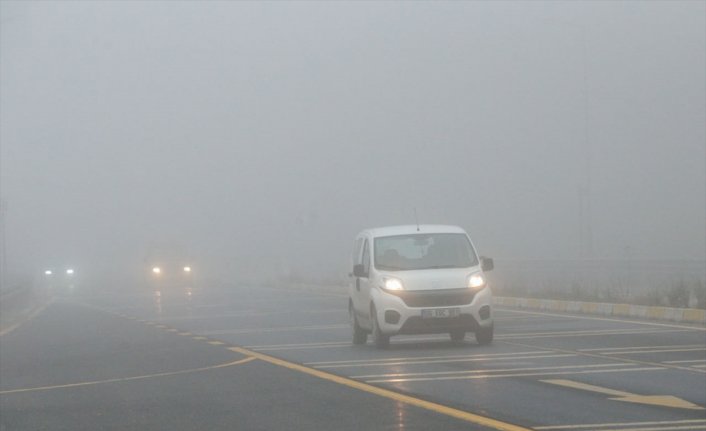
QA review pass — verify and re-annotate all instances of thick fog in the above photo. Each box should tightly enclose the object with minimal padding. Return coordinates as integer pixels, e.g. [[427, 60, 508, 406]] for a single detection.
[[1, 1, 705, 287]]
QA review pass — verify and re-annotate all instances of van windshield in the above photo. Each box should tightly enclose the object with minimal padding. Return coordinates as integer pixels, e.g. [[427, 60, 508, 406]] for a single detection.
[[374, 233, 479, 271]]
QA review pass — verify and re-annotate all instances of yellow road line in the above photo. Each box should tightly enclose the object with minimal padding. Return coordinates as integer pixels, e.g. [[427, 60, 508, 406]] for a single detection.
[[535, 419, 706, 430], [229, 347, 531, 431], [0, 357, 255, 395], [208, 341, 225, 345]]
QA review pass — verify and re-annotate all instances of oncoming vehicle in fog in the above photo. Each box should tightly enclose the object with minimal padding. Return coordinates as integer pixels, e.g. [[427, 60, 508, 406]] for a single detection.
[[42, 266, 79, 295], [144, 245, 195, 290], [348, 225, 494, 348]]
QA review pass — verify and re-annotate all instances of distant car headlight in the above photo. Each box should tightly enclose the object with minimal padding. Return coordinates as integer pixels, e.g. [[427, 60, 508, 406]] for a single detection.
[[66, 269, 74, 275], [44, 270, 53, 276], [183, 266, 191, 273], [467, 273, 486, 290], [152, 267, 161, 274], [382, 277, 404, 291]]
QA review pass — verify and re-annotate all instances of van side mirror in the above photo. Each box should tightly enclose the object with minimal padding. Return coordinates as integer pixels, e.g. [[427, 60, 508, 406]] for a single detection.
[[481, 257, 494, 272], [353, 264, 367, 278]]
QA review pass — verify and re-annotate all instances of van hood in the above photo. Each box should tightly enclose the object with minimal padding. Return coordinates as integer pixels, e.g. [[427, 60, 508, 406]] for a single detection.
[[380, 267, 480, 291]]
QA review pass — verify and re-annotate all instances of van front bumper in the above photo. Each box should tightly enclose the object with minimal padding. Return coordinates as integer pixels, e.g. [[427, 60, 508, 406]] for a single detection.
[[371, 285, 493, 335]]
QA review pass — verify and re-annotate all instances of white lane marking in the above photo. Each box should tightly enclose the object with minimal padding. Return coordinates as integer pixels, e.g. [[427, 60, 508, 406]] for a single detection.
[[597, 426, 706, 431], [581, 344, 706, 352], [534, 419, 706, 430], [354, 362, 636, 379], [306, 350, 555, 365], [201, 324, 348, 335], [248, 336, 455, 350], [314, 354, 576, 369], [366, 367, 663, 383], [0, 357, 256, 394], [663, 359, 706, 364], [500, 328, 658, 337], [500, 340, 706, 374], [246, 341, 351, 349], [0, 299, 53, 337], [497, 329, 690, 340], [600, 348, 706, 355], [496, 308, 706, 331], [155, 309, 347, 322]]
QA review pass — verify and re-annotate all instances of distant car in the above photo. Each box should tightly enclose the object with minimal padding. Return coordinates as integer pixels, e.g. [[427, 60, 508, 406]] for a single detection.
[[144, 247, 195, 289], [43, 267, 78, 294], [348, 225, 494, 348]]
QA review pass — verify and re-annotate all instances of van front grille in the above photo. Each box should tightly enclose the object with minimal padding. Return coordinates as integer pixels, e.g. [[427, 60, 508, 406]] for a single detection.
[[388, 288, 476, 307]]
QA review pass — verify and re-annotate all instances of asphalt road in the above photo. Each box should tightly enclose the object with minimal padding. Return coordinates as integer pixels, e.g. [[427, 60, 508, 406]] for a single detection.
[[1, 284, 705, 431]]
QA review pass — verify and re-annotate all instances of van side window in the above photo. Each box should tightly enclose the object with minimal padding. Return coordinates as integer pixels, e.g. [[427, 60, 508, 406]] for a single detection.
[[362, 239, 370, 275]]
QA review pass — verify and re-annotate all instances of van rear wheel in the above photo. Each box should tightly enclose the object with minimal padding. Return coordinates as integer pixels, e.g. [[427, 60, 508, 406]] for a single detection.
[[350, 303, 367, 345]]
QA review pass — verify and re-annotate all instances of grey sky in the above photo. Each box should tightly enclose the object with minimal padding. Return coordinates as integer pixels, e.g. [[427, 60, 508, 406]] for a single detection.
[[1, 1, 704, 282]]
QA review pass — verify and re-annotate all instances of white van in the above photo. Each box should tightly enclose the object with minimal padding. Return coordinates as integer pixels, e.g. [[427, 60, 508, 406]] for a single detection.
[[348, 225, 494, 348]]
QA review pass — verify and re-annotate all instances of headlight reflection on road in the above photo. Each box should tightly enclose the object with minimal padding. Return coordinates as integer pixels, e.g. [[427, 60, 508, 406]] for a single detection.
[[153, 290, 162, 316]]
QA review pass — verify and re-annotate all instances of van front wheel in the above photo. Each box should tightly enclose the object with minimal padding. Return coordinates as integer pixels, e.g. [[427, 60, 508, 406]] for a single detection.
[[449, 330, 465, 342], [350, 303, 367, 345], [475, 324, 494, 345], [371, 305, 390, 349]]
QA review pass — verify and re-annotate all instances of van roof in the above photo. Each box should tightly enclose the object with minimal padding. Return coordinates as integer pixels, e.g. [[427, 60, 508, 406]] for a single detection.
[[359, 225, 467, 238]]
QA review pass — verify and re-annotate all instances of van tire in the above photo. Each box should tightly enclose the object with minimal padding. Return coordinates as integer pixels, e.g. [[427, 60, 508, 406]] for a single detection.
[[350, 302, 367, 345], [371, 304, 390, 349], [449, 330, 465, 342], [475, 324, 494, 345]]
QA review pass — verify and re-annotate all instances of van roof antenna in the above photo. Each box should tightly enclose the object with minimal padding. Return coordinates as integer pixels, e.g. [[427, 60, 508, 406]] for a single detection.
[[414, 208, 420, 231]]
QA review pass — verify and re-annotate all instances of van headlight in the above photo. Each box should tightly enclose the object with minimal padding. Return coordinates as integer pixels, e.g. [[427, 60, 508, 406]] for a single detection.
[[382, 277, 404, 291], [467, 273, 486, 290]]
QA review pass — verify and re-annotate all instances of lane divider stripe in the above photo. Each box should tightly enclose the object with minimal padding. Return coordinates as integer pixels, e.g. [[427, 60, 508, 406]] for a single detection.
[[228, 347, 531, 431], [0, 357, 256, 395], [534, 419, 706, 430], [365, 367, 663, 383]]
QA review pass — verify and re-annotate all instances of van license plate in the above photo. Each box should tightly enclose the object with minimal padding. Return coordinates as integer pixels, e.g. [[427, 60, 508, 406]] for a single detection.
[[422, 308, 460, 319]]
